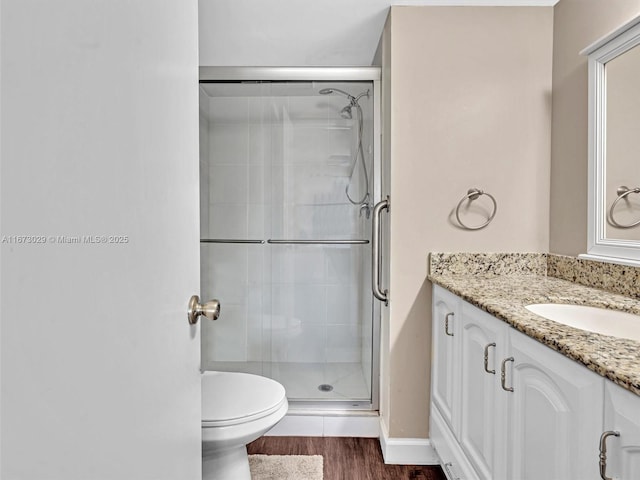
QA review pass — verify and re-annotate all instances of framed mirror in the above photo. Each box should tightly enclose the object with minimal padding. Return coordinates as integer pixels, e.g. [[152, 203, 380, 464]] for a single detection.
[[582, 16, 640, 265]]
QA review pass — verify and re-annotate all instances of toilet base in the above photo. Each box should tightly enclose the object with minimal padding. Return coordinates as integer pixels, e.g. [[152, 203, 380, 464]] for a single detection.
[[202, 444, 251, 480]]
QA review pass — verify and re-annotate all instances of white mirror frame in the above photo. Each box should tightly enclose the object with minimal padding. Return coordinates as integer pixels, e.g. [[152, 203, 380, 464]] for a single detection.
[[581, 15, 640, 266]]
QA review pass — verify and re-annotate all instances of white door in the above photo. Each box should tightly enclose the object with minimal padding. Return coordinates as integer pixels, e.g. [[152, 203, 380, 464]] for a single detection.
[[1, 1, 202, 479]]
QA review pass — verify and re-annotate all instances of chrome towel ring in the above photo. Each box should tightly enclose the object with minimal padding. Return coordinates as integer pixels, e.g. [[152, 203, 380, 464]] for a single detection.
[[455, 188, 497, 230], [608, 186, 640, 229]]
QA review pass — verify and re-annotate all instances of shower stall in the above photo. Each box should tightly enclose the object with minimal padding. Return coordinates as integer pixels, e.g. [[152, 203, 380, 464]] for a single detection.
[[199, 67, 381, 410]]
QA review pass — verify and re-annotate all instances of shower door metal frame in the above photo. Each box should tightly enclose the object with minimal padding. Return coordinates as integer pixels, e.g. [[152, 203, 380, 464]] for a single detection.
[[199, 66, 381, 82], [199, 66, 382, 412]]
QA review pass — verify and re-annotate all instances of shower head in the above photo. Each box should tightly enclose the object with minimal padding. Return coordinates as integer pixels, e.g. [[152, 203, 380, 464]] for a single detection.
[[319, 87, 355, 102], [320, 87, 357, 119]]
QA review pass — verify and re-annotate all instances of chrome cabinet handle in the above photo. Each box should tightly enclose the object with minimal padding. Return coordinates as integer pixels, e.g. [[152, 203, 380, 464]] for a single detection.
[[372, 196, 390, 306], [501, 357, 514, 392], [484, 342, 496, 374], [445, 312, 455, 336], [443, 462, 460, 480], [599, 430, 620, 480], [187, 295, 221, 325]]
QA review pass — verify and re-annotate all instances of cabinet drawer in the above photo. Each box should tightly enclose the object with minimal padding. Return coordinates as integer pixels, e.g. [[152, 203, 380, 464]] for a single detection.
[[431, 405, 479, 480]]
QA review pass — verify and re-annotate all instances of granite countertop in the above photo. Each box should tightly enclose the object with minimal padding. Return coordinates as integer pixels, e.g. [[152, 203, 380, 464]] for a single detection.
[[428, 271, 640, 397]]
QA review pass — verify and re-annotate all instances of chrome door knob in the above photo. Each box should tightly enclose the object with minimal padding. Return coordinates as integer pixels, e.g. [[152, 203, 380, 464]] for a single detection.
[[187, 295, 221, 325]]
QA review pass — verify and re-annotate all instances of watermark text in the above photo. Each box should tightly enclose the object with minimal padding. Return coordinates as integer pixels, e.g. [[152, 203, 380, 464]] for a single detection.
[[1, 234, 129, 245]]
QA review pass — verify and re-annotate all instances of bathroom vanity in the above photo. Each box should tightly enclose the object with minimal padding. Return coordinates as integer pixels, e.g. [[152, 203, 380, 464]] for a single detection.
[[428, 253, 640, 480]]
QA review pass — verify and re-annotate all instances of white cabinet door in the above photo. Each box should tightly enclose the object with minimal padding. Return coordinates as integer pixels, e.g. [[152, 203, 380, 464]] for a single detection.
[[459, 304, 508, 480], [506, 329, 604, 480], [432, 286, 462, 433], [603, 382, 640, 479], [1, 2, 201, 479]]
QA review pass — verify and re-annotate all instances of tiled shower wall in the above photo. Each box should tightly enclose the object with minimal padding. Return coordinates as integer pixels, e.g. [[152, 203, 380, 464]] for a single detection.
[[200, 85, 374, 372]]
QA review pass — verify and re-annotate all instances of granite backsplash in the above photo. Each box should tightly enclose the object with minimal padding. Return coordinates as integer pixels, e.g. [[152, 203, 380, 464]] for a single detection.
[[429, 252, 640, 300]]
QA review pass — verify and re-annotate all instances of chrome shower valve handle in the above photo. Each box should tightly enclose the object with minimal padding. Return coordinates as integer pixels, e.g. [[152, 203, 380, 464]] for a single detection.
[[359, 202, 372, 219]]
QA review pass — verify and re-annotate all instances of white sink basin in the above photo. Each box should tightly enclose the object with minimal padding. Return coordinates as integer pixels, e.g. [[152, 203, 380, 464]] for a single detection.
[[525, 303, 640, 342]]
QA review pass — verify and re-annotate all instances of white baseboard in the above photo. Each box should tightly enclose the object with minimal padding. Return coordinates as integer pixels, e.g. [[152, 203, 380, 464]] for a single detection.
[[379, 418, 439, 465], [265, 412, 440, 467], [266, 412, 380, 437]]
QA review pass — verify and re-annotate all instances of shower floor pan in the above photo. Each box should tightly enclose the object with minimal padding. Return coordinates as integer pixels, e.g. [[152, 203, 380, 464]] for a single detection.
[[205, 361, 370, 402]]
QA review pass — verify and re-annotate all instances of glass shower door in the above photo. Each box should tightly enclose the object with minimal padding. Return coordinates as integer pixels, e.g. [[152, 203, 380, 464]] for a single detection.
[[199, 81, 273, 377], [199, 79, 376, 407]]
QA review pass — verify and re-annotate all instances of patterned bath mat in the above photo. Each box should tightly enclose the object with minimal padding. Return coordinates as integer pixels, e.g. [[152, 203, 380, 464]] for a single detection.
[[249, 454, 323, 480]]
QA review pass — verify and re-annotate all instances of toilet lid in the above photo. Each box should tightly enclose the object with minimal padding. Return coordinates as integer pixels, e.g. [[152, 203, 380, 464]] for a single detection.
[[201, 371, 286, 425]]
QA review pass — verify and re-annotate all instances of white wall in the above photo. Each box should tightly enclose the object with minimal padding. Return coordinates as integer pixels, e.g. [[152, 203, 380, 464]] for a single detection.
[[198, 0, 391, 66]]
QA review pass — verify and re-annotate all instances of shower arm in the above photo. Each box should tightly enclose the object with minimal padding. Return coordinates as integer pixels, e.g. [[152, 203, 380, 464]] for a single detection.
[[319, 87, 369, 106], [353, 90, 370, 104]]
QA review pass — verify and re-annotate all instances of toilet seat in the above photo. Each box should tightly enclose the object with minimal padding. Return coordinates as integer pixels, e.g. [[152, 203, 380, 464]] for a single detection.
[[201, 371, 288, 480], [201, 371, 287, 428]]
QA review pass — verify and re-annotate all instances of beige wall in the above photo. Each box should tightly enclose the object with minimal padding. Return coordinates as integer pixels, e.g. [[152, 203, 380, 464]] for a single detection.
[[550, 0, 640, 255], [380, 6, 553, 438]]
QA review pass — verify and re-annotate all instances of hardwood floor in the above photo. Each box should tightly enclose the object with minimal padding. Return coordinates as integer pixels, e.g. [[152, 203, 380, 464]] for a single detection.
[[247, 436, 447, 480]]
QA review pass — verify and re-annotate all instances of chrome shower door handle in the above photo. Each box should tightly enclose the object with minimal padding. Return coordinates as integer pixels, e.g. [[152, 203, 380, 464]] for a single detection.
[[187, 295, 221, 325], [372, 196, 390, 306]]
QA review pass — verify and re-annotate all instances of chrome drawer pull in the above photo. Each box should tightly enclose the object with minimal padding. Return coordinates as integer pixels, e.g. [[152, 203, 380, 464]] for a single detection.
[[599, 430, 620, 480], [445, 312, 454, 336], [501, 357, 514, 392], [483, 342, 496, 374], [443, 462, 460, 480]]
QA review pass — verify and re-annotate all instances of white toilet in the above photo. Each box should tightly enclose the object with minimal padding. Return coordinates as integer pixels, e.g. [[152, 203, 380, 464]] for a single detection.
[[201, 371, 288, 480]]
